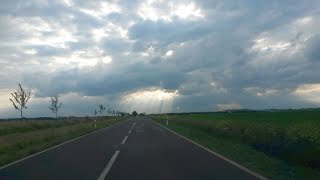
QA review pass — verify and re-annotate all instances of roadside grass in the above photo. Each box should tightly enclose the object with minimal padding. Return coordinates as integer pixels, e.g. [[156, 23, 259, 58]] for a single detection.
[[0, 118, 93, 136], [152, 109, 320, 179], [0, 117, 124, 167]]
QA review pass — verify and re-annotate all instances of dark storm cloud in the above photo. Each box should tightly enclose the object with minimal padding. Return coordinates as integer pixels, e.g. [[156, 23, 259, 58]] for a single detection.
[[25, 59, 186, 98], [304, 34, 320, 62]]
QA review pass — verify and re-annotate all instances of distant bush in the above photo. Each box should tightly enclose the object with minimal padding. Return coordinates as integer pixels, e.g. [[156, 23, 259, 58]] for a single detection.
[[132, 111, 138, 116]]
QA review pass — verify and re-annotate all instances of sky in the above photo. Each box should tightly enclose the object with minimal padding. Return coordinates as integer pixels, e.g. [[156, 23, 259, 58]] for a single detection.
[[1, 0, 320, 118]]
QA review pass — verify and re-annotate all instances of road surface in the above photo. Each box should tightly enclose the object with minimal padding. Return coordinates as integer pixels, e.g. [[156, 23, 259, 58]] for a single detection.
[[0, 117, 264, 180]]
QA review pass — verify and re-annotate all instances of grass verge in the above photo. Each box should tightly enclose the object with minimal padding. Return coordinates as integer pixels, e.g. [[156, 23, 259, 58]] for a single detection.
[[153, 117, 320, 179], [0, 119, 84, 136], [0, 117, 124, 168]]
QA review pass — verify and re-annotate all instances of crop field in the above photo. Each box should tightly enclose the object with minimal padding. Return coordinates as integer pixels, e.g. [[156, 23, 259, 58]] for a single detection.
[[153, 109, 320, 179], [0, 117, 124, 167]]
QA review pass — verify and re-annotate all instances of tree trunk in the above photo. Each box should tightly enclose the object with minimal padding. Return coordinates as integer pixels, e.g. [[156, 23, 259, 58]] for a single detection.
[[20, 106, 23, 119]]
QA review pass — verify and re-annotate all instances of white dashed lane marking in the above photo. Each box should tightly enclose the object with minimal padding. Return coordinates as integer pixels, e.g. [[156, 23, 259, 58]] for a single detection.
[[97, 150, 120, 180], [121, 136, 128, 144]]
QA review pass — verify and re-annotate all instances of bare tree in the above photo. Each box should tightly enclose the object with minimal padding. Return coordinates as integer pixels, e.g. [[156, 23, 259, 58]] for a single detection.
[[108, 107, 112, 116], [99, 104, 105, 117], [94, 109, 98, 116], [49, 95, 62, 119], [9, 83, 31, 119]]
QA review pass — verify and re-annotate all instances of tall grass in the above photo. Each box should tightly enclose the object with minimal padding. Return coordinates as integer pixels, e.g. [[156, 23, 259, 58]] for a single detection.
[[157, 109, 320, 169], [0, 117, 102, 136]]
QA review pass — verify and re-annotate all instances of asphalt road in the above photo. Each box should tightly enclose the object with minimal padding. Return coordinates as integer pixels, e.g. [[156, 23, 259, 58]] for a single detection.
[[0, 117, 264, 180]]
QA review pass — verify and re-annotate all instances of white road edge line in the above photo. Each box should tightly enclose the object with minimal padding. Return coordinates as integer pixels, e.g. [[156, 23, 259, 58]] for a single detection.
[[152, 120, 268, 180], [121, 136, 128, 144], [128, 130, 132, 134], [97, 150, 120, 180], [0, 120, 128, 171]]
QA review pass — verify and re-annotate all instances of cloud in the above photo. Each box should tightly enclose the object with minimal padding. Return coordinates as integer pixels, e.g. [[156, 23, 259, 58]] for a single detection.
[[217, 103, 242, 111], [120, 88, 179, 113], [292, 83, 320, 104], [0, 0, 320, 118], [136, 1, 204, 22], [304, 34, 320, 62]]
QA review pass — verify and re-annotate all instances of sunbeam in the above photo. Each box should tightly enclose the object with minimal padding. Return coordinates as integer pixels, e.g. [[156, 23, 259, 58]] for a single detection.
[[120, 88, 179, 114]]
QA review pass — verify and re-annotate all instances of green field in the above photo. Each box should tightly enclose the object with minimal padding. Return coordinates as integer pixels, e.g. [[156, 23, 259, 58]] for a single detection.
[[0, 117, 125, 167], [152, 109, 320, 179]]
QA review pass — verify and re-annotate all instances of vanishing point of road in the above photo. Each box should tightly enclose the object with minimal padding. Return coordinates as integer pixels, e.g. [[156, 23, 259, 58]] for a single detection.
[[0, 117, 266, 180]]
